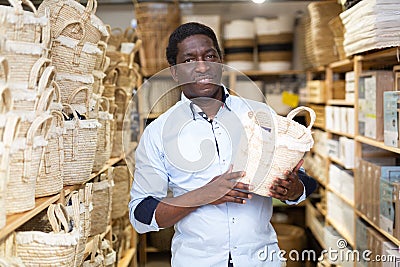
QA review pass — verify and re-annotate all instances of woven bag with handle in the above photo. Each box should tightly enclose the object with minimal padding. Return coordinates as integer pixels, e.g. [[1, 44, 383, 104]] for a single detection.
[[235, 106, 315, 197]]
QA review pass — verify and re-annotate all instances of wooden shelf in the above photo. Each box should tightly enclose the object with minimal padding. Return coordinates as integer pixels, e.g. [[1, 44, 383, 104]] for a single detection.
[[118, 248, 137, 267], [0, 194, 60, 241], [328, 59, 353, 72], [241, 69, 304, 77], [355, 209, 400, 247], [326, 99, 354, 106], [326, 185, 354, 208], [325, 217, 355, 248], [329, 156, 353, 170], [355, 135, 400, 154], [326, 129, 355, 139], [316, 202, 327, 217]]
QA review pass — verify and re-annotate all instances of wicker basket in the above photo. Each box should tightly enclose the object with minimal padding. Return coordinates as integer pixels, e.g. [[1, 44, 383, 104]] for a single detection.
[[92, 97, 113, 173], [236, 106, 316, 197], [111, 165, 131, 219], [62, 103, 100, 185], [15, 203, 79, 266], [82, 235, 104, 267], [0, 115, 20, 229], [328, 16, 346, 61], [0, 0, 50, 45], [55, 72, 94, 105], [133, 0, 181, 76], [38, 0, 108, 45], [6, 114, 52, 214], [35, 110, 64, 197], [1, 40, 49, 85], [0, 233, 24, 265], [90, 170, 113, 237], [101, 238, 116, 267]]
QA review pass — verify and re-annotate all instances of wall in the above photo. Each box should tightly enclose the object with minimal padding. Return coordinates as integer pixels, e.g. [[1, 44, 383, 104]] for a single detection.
[[96, 1, 312, 29]]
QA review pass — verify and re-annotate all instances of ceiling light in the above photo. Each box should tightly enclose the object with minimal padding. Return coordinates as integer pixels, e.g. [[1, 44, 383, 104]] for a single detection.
[[252, 0, 266, 3]]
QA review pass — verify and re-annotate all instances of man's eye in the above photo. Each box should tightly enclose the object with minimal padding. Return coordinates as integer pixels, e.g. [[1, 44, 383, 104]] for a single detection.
[[184, 58, 195, 63]]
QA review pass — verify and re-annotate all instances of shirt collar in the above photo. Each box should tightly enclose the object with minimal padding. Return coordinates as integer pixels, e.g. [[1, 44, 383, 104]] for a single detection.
[[180, 85, 232, 120]]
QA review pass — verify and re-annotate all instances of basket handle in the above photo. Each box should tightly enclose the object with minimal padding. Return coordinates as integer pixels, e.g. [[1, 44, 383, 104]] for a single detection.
[[67, 86, 90, 116], [62, 104, 81, 160], [123, 26, 136, 43], [286, 106, 316, 130], [36, 87, 55, 112], [0, 114, 20, 185], [28, 57, 51, 90], [47, 204, 60, 233], [52, 19, 86, 44], [23, 113, 52, 182], [104, 69, 119, 86], [55, 203, 71, 232], [0, 57, 9, 84], [0, 87, 13, 114], [37, 66, 55, 95], [51, 80, 61, 104], [41, 7, 51, 51], [42, 110, 64, 176], [115, 87, 128, 112], [97, 41, 108, 71]]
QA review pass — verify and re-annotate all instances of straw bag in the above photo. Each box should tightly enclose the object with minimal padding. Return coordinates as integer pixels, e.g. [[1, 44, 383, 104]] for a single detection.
[[6, 114, 52, 214], [15, 202, 79, 266], [65, 185, 93, 267], [35, 110, 64, 197], [111, 165, 131, 219], [101, 238, 116, 267], [90, 170, 113, 237], [0, 233, 24, 266], [133, 0, 181, 76], [82, 235, 104, 267], [38, 0, 108, 45], [62, 103, 100, 185], [55, 72, 94, 105], [235, 106, 315, 197], [0, 115, 20, 229], [92, 97, 113, 173], [0, 0, 50, 44]]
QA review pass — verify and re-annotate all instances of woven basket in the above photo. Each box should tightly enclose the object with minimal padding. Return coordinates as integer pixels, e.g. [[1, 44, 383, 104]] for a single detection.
[[35, 110, 64, 197], [236, 106, 315, 197], [0, 0, 50, 44], [101, 238, 116, 267], [94, 41, 108, 71], [1, 40, 49, 85], [15, 203, 79, 266], [62, 103, 100, 185], [93, 70, 106, 96], [0, 233, 24, 265], [65, 186, 93, 267], [92, 97, 113, 173], [38, 0, 108, 45], [6, 114, 52, 214], [82, 235, 104, 267], [55, 72, 94, 105], [0, 115, 20, 229], [133, 0, 180, 76], [111, 165, 131, 219], [90, 170, 113, 237]]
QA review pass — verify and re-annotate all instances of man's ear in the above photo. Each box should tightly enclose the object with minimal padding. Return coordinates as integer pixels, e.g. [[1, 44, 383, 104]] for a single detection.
[[170, 65, 178, 82]]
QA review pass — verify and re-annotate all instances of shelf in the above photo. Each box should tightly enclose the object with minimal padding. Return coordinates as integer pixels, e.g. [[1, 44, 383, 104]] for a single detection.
[[326, 99, 354, 106], [329, 156, 353, 170], [325, 217, 355, 248], [355, 209, 400, 247], [326, 185, 354, 208], [310, 148, 328, 160], [118, 248, 137, 267], [145, 246, 161, 253], [0, 194, 60, 241], [355, 136, 400, 154], [326, 129, 355, 139], [358, 47, 398, 62], [241, 69, 304, 77], [328, 59, 353, 72], [315, 202, 327, 217]]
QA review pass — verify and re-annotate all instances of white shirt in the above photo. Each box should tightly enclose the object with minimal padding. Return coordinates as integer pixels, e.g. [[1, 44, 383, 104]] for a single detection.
[[129, 88, 306, 267]]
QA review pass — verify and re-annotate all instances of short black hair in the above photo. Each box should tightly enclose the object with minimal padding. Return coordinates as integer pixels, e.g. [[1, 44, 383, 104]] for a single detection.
[[166, 22, 222, 66]]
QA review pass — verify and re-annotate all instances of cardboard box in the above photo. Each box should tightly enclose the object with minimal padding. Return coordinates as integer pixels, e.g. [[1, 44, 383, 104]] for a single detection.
[[358, 71, 394, 141], [347, 108, 355, 135], [345, 71, 355, 103], [339, 136, 355, 169], [383, 91, 400, 147], [379, 167, 400, 236], [325, 105, 333, 131]]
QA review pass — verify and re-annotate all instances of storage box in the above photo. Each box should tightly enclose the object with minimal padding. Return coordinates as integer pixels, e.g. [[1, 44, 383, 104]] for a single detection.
[[325, 105, 333, 131], [379, 167, 400, 236], [358, 71, 394, 141], [329, 163, 354, 203], [307, 80, 326, 103], [383, 91, 400, 148], [332, 80, 346, 100], [308, 104, 325, 129], [345, 71, 355, 102], [339, 136, 355, 169], [347, 107, 355, 135]]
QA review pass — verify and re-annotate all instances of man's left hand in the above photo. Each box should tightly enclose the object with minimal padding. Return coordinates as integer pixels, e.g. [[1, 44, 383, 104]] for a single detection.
[[268, 159, 304, 201]]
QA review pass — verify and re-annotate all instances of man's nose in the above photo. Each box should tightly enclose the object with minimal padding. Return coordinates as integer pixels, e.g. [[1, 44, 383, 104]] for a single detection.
[[195, 60, 209, 73]]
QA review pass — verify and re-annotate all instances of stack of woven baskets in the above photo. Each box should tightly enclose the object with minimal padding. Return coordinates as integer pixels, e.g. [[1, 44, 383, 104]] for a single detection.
[[37, 0, 110, 184], [104, 26, 142, 158], [0, 0, 56, 220]]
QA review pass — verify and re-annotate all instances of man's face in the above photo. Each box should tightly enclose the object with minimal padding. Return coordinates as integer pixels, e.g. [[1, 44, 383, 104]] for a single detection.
[[171, 34, 223, 100]]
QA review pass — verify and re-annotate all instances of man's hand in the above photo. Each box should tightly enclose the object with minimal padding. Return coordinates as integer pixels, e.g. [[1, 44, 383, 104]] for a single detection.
[[205, 165, 252, 205], [268, 159, 304, 201]]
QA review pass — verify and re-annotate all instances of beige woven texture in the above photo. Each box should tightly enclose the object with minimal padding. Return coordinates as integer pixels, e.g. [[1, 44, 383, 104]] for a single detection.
[[236, 106, 315, 197], [90, 170, 113, 237], [111, 165, 131, 219]]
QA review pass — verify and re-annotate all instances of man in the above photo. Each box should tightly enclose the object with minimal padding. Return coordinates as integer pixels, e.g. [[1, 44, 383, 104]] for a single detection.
[[129, 22, 317, 266]]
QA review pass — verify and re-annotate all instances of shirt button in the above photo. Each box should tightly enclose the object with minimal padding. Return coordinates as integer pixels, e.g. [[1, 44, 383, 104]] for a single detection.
[[233, 246, 238, 250]]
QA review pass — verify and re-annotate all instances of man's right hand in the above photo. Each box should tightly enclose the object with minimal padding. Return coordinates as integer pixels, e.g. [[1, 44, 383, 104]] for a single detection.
[[205, 165, 253, 205]]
